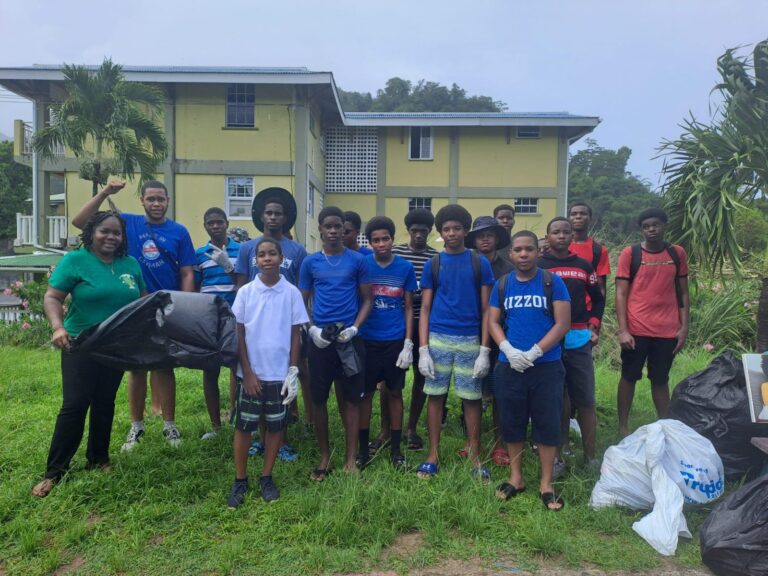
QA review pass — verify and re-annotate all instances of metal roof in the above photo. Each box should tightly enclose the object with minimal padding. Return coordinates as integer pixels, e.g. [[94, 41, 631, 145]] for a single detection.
[[0, 252, 63, 272], [26, 64, 314, 74], [344, 111, 600, 128]]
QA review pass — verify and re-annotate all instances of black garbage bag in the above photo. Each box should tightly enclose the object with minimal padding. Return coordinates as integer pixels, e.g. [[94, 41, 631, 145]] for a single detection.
[[670, 351, 766, 479], [700, 474, 768, 576], [73, 291, 237, 371]]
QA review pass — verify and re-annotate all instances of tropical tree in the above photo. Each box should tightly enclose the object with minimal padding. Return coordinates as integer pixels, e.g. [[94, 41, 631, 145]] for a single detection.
[[32, 59, 168, 196], [659, 38, 768, 348]]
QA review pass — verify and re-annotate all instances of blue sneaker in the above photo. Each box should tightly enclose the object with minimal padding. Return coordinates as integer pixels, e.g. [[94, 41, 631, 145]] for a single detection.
[[278, 444, 298, 462], [248, 440, 264, 457]]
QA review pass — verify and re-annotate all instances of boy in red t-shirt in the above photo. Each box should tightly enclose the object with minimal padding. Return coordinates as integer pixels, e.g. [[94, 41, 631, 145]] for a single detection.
[[568, 202, 610, 298], [615, 208, 689, 437]]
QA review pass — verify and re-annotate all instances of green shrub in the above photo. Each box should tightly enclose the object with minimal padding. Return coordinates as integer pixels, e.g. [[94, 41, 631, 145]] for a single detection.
[[0, 275, 52, 349]]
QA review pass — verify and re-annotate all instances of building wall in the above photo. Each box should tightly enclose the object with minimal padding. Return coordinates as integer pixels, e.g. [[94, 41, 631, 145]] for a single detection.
[[385, 127, 451, 187]]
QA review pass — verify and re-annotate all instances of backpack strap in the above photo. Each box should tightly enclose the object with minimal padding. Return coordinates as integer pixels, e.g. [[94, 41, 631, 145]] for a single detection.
[[430, 253, 440, 291], [498, 272, 510, 326], [591, 240, 602, 272], [430, 250, 482, 295], [540, 269, 554, 317], [664, 243, 684, 308], [628, 243, 642, 283]]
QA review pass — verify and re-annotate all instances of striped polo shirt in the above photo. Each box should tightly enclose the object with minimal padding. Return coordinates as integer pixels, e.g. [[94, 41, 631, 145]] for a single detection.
[[194, 237, 241, 305]]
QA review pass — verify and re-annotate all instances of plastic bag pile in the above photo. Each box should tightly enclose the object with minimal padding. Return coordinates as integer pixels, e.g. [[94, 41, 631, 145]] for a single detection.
[[590, 419, 724, 555]]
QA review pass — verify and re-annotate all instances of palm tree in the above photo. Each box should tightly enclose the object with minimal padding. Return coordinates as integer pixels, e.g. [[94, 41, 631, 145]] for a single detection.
[[32, 59, 168, 196], [659, 39, 768, 349]]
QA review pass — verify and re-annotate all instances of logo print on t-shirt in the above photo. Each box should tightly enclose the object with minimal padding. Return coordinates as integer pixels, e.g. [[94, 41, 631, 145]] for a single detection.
[[142, 239, 160, 261], [119, 274, 137, 291]]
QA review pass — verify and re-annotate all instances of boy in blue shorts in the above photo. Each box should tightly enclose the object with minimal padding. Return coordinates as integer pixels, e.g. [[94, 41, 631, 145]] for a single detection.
[[357, 216, 417, 469], [299, 206, 373, 478], [194, 207, 240, 440], [417, 205, 495, 480], [229, 238, 308, 507], [488, 230, 571, 510]]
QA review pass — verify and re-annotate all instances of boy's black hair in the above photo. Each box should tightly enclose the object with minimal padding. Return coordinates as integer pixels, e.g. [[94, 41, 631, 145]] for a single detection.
[[510, 229, 539, 246], [255, 236, 283, 256], [203, 207, 228, 221], [404, 208, 434, 229], [343, 211, 362, 231], [637, 207, 668, 226], [569, 201, 593, 217], [140, 180, 168, 197], [318, 206, 344, 225], [493, 203, 516, 217], [435, 204, 472, 233], [364, 216, 395, 242], [263, 195, 290, 212], [81, 211, 128, 258], [546, 216, 571, 233]]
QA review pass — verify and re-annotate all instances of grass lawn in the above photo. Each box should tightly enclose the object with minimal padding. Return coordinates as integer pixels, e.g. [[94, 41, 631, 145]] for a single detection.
[[0, 346, 718, 575]]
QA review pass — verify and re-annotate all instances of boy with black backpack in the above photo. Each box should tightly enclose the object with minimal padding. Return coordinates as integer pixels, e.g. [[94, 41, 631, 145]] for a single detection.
[[568, 202, 610, 298], [417, 205, 495, 480], [615, 208, 689, 437]]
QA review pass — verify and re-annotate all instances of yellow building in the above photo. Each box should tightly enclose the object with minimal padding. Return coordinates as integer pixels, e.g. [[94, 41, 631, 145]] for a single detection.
[[1, 65, 598, 249]]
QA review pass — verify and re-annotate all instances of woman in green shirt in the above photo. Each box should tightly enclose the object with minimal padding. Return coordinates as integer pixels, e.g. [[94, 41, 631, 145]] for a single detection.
[[32, 211, 146, 498]]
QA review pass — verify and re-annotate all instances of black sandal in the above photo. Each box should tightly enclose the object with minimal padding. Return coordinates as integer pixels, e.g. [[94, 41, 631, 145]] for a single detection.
[[496, 482, 525, 501], [406, 432, 423, 451], [540, 491, 565, 511], [391, 454, 406, 470]]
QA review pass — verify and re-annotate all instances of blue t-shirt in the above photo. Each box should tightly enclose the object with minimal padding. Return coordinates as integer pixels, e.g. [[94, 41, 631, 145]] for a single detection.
[[299, 248, 370, 327], [360, 255, 417, 341], [357, 246, 374, 256], [194, 237, 241, 305], [489, 268, 571, 364], [421, 250, 495, 336], [235, 236, 307, 286], [122, 213, 196, 293]]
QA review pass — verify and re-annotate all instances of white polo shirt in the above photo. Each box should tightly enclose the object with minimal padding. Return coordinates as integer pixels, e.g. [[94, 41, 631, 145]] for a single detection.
[[231, 275, 308, 381]]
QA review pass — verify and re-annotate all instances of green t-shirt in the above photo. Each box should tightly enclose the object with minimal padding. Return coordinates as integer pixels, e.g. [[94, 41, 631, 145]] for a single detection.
[[49, 248, 146, 337]]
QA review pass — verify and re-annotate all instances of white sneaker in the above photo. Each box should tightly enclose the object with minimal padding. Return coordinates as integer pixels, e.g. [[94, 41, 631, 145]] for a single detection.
[[121, 426, 145, 452], [163, 425, 182, 447], [200, 430, 219, 441]]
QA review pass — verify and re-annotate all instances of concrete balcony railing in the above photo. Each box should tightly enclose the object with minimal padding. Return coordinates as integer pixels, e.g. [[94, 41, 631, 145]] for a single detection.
[[15, 214, 68, 247], [21, 121, 64, 157]]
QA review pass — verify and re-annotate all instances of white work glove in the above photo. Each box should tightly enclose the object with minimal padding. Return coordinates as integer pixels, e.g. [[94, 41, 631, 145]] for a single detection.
[[473, 346, 492, 379], [523, 344, 543, 363], [500, 340, 534, 373], [308, 326, 332, 349], [281, 366, 299, 405], [418, 346, 435, 379], [209, 244, 234, 273], [395, 339, 414, 369], [336, 325, 358, 343]]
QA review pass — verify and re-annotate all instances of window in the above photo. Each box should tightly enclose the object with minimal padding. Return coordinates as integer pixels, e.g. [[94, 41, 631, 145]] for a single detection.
[[408, 197, 432, 212], [307, 183, 315, 217], [516, 126, 541, 139], [225, 177, 254, 218], [409, 127, 433, 160], [226, 84, 255, 128], [514, 198, 539, 214]]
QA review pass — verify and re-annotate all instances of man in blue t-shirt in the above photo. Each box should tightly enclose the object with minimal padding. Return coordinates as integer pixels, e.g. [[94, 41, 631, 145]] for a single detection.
[[72, 179, 196, 450], [194, 207, 240, 441], [488, 230, 571, 510], [357, 216, 417, 469], [417, 204, 495, 481], [299, 206, 372, 479]]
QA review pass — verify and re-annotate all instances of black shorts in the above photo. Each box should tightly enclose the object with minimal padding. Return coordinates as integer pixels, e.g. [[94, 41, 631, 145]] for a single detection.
[[364, 339, 406, 393], [231, 378, 286, 433], [620, 336, 678, 386], [562, 342, 596, 409], [308, 336, 365, 405], [494, 360, 564, 447]]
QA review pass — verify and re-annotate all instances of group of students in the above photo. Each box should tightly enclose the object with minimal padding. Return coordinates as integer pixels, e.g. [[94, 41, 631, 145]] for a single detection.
[[31, 179, 690, 515]]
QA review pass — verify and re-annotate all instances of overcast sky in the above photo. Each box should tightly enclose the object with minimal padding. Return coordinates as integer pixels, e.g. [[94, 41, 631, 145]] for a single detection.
[[1, 0, 765, 187]]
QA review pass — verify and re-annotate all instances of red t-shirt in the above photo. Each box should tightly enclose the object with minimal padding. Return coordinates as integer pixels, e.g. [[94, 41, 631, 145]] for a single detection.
[[569, 238, 611, 277], [616, 244, 688, 338]]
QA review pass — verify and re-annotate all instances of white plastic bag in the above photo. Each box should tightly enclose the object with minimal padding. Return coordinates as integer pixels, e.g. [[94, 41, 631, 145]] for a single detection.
[[590, 419, 725, 555]]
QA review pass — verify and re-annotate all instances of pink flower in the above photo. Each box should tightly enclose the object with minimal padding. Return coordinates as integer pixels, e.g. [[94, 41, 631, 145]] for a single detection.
[[21, 322, 31, 330], [21, 300, 29, 309], [2, 288, 12, 296], [14, 281, 23, 288], [703, 343, 715, 352]]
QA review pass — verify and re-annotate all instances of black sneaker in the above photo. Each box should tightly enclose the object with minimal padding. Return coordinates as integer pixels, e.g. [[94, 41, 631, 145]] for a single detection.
[[355, 453, 372, 471], [260, 476, 280, 502], [227, 479, 248, 509]]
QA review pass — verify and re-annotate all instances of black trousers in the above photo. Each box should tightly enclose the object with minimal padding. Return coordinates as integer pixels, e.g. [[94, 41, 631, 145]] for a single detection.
[[44, 351, 124, 480]]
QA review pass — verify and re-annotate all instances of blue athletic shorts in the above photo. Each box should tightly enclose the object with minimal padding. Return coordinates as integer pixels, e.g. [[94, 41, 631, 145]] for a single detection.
[[424, 332, 481, 400]]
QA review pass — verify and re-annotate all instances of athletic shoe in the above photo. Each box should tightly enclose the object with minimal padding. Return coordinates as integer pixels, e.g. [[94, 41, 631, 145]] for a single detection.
[[200, 430, 219, 441], [277, 444, 298, 462], [121, 426, 145, 452], [163, 425, 181, 447], [227, 479, 249, 509], [248, 440, 264, 457], [260, 476, 280, 502], [552, 457, 567, 481]]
